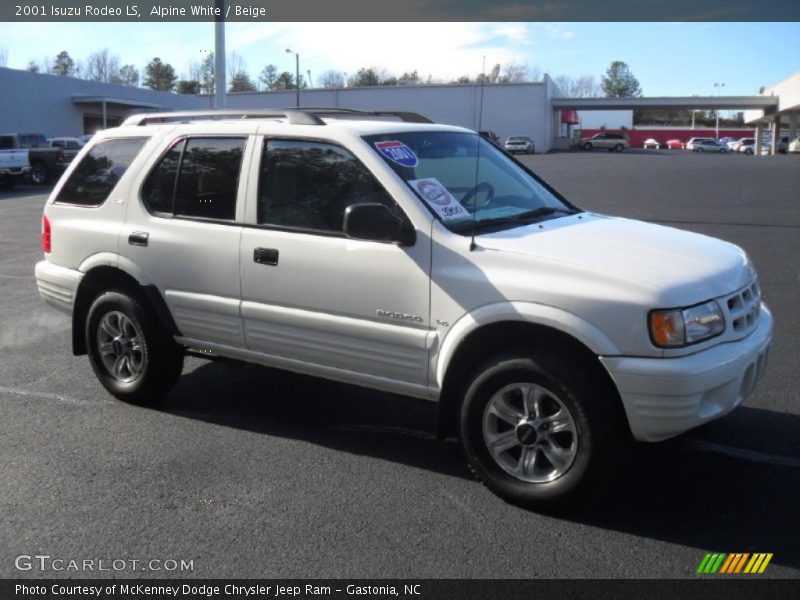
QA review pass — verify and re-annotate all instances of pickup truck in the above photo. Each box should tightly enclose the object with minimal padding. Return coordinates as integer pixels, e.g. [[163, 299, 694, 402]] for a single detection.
[[0, 144, 31, 189], [0, 133, 82, 184]]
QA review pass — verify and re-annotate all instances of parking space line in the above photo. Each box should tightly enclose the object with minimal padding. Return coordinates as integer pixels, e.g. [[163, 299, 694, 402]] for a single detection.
[[679, 438, 800, 468], [0, 385, 113, 406]]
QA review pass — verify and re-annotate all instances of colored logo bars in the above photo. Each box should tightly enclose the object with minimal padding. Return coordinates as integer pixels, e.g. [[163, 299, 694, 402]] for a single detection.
[[696, 552, 773, 574]]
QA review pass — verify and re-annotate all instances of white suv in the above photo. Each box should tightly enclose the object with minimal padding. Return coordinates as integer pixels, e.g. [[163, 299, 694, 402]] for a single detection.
[[35, 108, 772, 509]]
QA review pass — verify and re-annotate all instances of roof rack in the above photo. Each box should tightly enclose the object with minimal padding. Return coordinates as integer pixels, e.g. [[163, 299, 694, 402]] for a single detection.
[[298, 108, 434, 123], [122, 108, 433, 127]]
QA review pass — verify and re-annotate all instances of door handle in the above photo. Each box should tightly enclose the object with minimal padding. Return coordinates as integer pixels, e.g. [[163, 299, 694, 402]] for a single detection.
[[254, 247, 279, 266], [128, 231, 149, 247]]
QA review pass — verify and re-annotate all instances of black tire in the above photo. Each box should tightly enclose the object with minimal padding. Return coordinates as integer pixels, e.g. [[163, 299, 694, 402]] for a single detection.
[[0, 174, 14, 190], [614, 143, 624, 152], [744, 148, 753, 155], [459, 351, 615, 510], [582, 142, 592, 151], [30, 162, 48, 184], [85, 290, 183, 404]]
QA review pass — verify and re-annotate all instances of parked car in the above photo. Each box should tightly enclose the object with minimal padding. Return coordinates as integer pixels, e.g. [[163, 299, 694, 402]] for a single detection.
[[0, 132, 82, 184], [692, 140, 729, 153], [50, 137, 85, 150], [666, 139, 685, 149], [504, 136, 534, 154], [685, 137, 715, 151], [737, 138, 756, 154], [35, 108, 772, 509], [727, 138, 746, 151], [478, 130, 502, 147], [0, 134, 33, 189], [642, 138, 663, 149], [788, 137, 800, 153], [776, 136, 789, 154], [579, 132, 630, 152]]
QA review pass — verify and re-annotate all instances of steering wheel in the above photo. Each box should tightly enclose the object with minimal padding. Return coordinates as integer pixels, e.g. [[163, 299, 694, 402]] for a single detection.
[[461, 181, 495, 210]]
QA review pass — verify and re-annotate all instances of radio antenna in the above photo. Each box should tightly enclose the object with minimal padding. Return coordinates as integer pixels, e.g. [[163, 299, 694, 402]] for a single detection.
[[470, 56, 486, 252]]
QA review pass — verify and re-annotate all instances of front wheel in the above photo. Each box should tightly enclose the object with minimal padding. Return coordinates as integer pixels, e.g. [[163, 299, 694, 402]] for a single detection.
[[460, 352, 615, 510], [582, 142, 592, 151], [86, 290, 183, 404], [614, 144, 624, 152]]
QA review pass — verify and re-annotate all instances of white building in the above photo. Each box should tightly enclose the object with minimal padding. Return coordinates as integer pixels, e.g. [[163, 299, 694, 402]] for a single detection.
[[1, 65, 796, 154]]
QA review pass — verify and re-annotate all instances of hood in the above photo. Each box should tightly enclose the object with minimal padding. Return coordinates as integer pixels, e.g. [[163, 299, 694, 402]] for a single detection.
[[478, 213, 752, 305]]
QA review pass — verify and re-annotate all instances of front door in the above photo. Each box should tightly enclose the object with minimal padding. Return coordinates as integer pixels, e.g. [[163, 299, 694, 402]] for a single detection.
[[239, 137, 433, 387]]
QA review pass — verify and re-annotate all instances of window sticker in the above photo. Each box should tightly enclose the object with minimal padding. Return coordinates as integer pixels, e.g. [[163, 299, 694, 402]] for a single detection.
[[408, 178, 471, 221], [374, 140, 419, 167]]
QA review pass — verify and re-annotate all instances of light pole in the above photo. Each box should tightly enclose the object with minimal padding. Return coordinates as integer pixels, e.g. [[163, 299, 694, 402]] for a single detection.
[[713, 82, 725, 140], [285, 48, 300, 108]]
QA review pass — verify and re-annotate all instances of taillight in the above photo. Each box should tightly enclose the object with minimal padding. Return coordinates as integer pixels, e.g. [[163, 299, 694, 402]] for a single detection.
[[42, 214, 51, 253], [55, 149, 64, 162]]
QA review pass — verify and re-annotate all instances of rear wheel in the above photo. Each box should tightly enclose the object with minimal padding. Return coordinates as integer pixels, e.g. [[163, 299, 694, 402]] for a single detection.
[[30, 162, 48, 184], [582, 142, 592, 151], [86, 290, 183, 404], [0, 174, 14, 190], [459, 351, 616, 510]]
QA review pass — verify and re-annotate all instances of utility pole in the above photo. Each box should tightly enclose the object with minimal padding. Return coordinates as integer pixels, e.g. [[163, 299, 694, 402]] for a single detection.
[[286, 48, 300, 107], [713, 82, 725, 140], [214, 0, 226, 109]]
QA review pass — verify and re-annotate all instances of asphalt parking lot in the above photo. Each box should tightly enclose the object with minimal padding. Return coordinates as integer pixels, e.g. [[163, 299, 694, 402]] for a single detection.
[[1, 150, 798, 579]]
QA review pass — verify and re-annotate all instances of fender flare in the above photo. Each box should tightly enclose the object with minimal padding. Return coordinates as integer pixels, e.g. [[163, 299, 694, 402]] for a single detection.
[[434, 301, 621, 388], [78, 252, 156, 286]]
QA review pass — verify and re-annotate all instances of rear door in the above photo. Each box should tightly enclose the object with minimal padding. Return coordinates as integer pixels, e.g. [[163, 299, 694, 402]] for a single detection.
[[238, 136, 433, 389], [122, 134, 252, 347]]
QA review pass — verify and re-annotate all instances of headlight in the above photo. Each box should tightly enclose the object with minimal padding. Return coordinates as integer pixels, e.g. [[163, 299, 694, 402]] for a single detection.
[[649, 300, 725, 348]]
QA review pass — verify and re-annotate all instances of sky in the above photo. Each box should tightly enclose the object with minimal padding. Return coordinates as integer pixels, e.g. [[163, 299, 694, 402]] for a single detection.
[[0, 22, 798, 95]]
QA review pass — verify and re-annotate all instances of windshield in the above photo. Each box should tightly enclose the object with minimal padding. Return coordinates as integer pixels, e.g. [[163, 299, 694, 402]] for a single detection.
[[365, 131, 577, 234]]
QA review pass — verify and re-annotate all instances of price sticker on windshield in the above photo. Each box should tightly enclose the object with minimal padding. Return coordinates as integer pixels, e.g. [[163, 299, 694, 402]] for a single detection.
[[375, 140, 419, 167], [409, 178, 471, 221]]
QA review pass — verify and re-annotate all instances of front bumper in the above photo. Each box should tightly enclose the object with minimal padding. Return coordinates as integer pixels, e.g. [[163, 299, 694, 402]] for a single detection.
[[600, 305, 773, 442], [35, 260, 83, 315]]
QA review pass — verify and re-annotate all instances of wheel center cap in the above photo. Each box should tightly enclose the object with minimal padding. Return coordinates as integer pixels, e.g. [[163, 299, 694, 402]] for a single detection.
[[515, 422, 538, 446]]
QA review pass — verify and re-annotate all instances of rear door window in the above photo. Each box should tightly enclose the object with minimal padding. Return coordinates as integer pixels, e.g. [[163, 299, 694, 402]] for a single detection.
[[141, 137, 245, 221], [55, 137, 149, 206]]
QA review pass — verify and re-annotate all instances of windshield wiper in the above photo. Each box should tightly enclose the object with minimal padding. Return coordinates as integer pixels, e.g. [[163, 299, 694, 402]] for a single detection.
[[456, 206, 577, 233]]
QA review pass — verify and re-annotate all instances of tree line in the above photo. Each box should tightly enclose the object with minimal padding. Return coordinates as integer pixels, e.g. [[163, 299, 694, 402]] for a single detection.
[[20, 49, 645, 99]]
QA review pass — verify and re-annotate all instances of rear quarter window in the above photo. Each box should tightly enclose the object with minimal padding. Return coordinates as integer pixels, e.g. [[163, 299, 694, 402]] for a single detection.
[[55, 137, 149, 207]]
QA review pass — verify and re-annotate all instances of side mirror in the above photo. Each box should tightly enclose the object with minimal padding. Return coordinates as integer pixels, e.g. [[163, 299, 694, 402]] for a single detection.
[[343, 203, 415, 246]]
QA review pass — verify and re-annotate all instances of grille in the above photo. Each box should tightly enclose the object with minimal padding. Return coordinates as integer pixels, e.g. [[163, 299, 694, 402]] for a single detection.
[[724, 278, 761, 336]]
